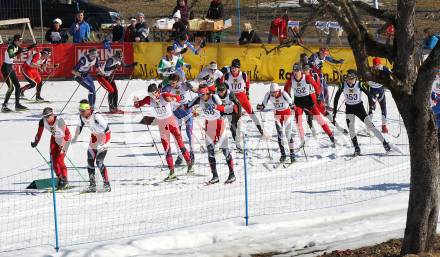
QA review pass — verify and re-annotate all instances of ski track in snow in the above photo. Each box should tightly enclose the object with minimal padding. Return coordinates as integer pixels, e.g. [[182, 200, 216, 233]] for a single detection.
[[0, 79, 414, 256]]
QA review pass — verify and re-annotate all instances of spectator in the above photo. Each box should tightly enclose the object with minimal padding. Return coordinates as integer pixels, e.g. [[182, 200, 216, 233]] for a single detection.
[[170, 10, 187, 41], [268, 14, 288, 44], [422, 28, 440, 61], [238, 23, 262, 45], [206, 0, 224, 43], [45, 18, 68, 43], [124, 17, 138, 42], [172, 0, 189, 25], [69, 10, 91, 43], [111, 17, 124, 42], [135, 12, 149, 42]]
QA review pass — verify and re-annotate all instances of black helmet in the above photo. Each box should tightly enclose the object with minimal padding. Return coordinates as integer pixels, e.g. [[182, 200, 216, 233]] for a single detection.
[[217, 83, 227, 91], [166, 46, 174, 53], [41, 48, 51, 55], [293, 62, 302, 71], [231, 59, 240, 68], [13, 34, 22, 42], [346, 69, 358, 79], [42, 107, 54, 117], [148, 83, 159, 93]]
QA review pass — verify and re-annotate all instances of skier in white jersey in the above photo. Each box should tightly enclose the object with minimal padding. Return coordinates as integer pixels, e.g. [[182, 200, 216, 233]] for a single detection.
[[333, 70, 391, 156], [257, 83, 296, 163], [196, 61, 223, 88], [72, 100, 112, 192], [134, 83, 193, 181], [31, 107, 71, 189], [187, 87, 236, 184]]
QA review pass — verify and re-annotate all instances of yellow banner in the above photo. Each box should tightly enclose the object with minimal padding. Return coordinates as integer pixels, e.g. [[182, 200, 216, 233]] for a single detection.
[[134, 42, 390, 84]]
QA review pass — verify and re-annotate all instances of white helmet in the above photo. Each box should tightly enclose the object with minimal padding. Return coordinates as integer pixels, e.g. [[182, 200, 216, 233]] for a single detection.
[[53, 18, 62, 25], [173, 10, 181, 19], [270, 83, 280, 92]]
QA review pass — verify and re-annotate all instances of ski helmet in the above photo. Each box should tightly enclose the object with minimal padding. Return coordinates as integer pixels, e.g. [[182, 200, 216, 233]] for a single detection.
[[42, 107, 54, 117], [346, 69, 358, 79], [292, 63, 302, 71], [270, 83, 280, 92], [148, 83, 159, 93], [217, 83, 227, 91], [113, 51, 122, 59], [231, 59, 240, 68]]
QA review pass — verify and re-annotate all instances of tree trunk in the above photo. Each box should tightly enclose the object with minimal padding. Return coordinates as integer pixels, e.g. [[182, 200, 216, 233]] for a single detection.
[[393, 91, 440, 255]]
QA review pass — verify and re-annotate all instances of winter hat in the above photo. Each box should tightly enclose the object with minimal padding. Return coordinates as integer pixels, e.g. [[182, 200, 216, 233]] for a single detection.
[[53, 18, 62, 25], [372, 57, 382, 66]]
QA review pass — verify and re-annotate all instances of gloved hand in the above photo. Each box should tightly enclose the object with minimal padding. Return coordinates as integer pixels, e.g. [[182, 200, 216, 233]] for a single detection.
[[289, 103, 295, 110], [133, 62, 138, 66], [180, 48, 188, 55], [338, 59, 344, 64], [256, 104, 264, 111], [54, 63, 60, 68], [186, 64, 192, 69], [31, 141, 37, 148], [200, 40, 206, 48]]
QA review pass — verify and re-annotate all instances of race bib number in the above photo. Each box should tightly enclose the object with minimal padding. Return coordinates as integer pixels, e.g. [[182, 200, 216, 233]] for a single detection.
[[155, 106, 168, 116], [274, 102, 285, 110], [231, 80, 242, 91]]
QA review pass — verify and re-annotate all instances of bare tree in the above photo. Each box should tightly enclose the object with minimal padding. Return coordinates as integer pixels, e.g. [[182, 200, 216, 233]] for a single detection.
[[299, 0, 440, 254]]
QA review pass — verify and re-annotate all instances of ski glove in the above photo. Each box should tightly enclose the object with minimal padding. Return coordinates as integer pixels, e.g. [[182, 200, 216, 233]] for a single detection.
[[31, 141, 37, 148], [256, 104, 264, 111]]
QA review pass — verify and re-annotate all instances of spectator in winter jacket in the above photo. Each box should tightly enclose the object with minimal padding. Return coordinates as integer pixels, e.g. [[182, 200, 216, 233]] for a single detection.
[[111, 17, 124, 42], [135, 12, 149, 42], [171, 10, 187, 41], [124, 17, 138, 42], [423, 28, 440, 50], [238, 23, 262, 45], [45, 18, 68, 44], [268, 14, 289, 44], [206, 0, 224, 43], [69, 10, 91, 43], [172, 0, 189, 25], [422, 28, 440, 61]]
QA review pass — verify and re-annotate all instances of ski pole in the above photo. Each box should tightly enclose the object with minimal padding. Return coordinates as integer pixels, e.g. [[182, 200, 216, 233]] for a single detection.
[[30, 69, 57, 100], [258, 111, 272, 160], [65, 156, 87, 182], [139, 107, 166, 169], [99, 91, 108, 109], [59, 83, 80, 115], [34, 147, 51, 168], [118, 74, 134, 106]]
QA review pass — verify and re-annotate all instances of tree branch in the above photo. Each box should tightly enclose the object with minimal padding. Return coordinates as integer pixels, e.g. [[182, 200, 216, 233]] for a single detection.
[[352, 1, 396, 24]]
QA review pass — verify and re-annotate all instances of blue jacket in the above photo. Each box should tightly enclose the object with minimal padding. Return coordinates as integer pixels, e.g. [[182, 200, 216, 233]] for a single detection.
[[69, 21, 91, 43], [423, 34, 440, 50]]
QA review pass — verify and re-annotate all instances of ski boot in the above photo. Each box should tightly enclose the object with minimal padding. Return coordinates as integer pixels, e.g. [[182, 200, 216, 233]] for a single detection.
[[86, 183, 97, 193], [186, 162, 195, 175], [15, 103, 28, 111], [290, 150, 296, 163], [36, 95, 45, 102], [103, 182, 111, 192], [383, 141, 391, 152], [1, 104, 12, 113], [279, 154, 287, 163], [86, 173, 97, 192], [164, 171, 177, 182], [174, 156, 184, 167], [224, 172, 236, 184], [329, 135, 336, 147], [352, 137, 361, 156], [207, 176, 219, 185]]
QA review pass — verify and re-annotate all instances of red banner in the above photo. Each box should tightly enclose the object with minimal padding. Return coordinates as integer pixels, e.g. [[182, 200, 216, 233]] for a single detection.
[[0, 43, 134, 80]]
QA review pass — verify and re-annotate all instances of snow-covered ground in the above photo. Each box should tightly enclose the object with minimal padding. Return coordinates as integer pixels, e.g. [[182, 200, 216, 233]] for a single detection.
[[0, 79, 411, 256]]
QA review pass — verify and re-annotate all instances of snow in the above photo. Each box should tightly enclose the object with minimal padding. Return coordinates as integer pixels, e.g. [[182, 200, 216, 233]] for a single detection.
[[0, 79, 411, 256]]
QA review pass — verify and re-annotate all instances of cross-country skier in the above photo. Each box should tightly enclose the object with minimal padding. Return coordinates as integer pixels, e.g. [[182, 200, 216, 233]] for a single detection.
[[284, 63, 335, 146], [97, 51, 137, 113], [20, 48, 54, 101], [430, 70, 440, 150], [367, 57, 390, 133], [31, 107, 71, 189], [223, 58, 265, 137], [333, 70, 391, 156], [71, 100, 111, 192], [257, 83, 296, 163], [158, 46, 191, 84], [161, 73, 196, 165], [309, 47, 344, 106], [187, 87, 235, 184], [1, 34, 35, 112], [134, 83, 194, 181], [196, 61, 224, 88], [72, 48, 100, 108], [173, 34, 202, 58], [216, 82, 243, 150]]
